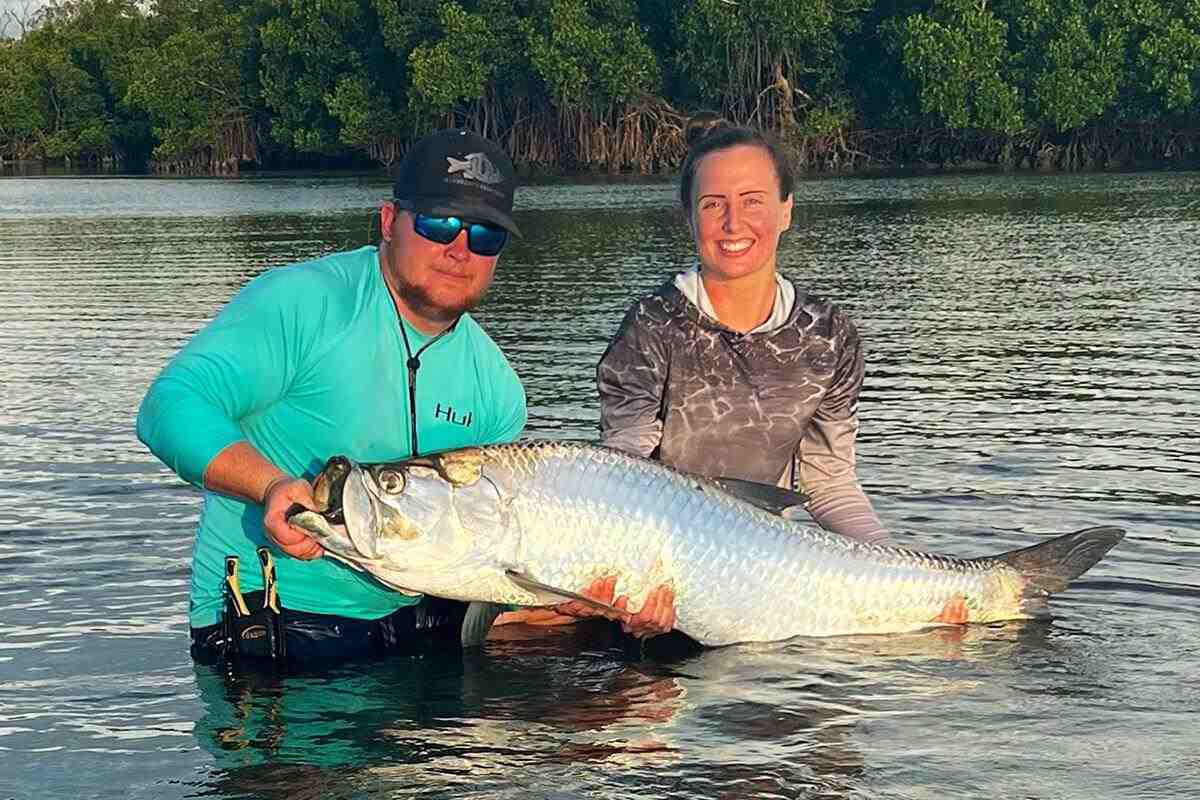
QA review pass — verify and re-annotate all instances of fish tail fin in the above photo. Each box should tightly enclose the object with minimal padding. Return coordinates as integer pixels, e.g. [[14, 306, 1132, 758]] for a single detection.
[[986, 526, 1124, 615]]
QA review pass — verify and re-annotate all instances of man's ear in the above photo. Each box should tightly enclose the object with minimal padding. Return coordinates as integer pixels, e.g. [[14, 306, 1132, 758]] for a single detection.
[[380, 201, 398, 242]]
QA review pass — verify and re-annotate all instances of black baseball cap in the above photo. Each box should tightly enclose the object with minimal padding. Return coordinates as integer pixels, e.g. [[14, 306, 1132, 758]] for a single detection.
[[392, 129, 521, 236]]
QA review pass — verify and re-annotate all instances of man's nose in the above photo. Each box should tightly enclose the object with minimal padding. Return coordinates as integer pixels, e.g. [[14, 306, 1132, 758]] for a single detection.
[[445, 230, 471, 261]]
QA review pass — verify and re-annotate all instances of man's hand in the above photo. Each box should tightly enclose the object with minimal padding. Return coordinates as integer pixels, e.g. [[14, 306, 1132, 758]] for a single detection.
[[555, 576, 676, 639], [262, 477, 324, 560]]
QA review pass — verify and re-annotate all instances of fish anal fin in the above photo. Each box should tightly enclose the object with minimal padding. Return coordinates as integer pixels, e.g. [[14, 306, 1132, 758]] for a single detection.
[[985, 525, 1124, 600], [504, 570, 625, 616], [461, 601, 507, 647]]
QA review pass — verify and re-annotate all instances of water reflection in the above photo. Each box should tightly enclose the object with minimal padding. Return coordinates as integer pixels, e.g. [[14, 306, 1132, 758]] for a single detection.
[[0, 171, 1197, 800], [188, 619, 1076, 799]]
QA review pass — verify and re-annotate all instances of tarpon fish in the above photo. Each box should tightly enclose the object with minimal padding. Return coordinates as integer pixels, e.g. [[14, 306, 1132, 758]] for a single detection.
[[288, 441, 1124, 646]]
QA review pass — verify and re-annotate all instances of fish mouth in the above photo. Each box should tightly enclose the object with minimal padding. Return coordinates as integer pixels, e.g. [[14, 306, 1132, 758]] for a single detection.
[[285, 455, 355, 528], [285, 456, 393, 562]]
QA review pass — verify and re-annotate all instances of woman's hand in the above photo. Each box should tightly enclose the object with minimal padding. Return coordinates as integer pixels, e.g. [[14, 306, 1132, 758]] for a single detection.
[[620, 583, 676, 639], [555, 576, 676, 639], [262, 477, 325, 560], [934, 595, 969, 624]]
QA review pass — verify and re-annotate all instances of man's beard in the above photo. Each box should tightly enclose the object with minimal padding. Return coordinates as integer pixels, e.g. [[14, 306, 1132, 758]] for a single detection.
[[393, 273, 486, 323]]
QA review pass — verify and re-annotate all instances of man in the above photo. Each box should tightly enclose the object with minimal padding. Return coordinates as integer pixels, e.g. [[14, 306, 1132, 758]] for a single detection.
[[137, 129, 527, 669]]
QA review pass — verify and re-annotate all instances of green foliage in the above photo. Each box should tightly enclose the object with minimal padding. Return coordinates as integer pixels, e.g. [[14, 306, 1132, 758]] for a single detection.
[[257, 0, 374, 152], [1002, 0, 1131, 130], [325, 73, 405, 151], [370, 0, 440, 55], [1038, 16, 1120, 127], [125, 21, 250, 161], [1136, 2, 1200, 111], [2, 0, 1198, 169], [0, 45, 47, 155], [800, 95, 857, 135], [673, 0, 849, 114], [899, 0, 1025, 133], [21, 35, 115, 158], [37, 56, 112, 157], [2, 0, 155, 160], [523, 0, 660, 109], [408, 1, 498, 112]]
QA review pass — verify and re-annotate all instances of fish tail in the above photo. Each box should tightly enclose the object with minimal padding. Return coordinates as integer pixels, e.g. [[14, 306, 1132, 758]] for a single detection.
[[983, 526, 1125, 615]]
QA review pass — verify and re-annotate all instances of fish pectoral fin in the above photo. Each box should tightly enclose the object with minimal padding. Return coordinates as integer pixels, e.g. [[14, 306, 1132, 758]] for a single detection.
[[706, 476, 809, 518], [504, 570, 625, 616], [370, 577, 423, 596], [323, 550, 366, 573]]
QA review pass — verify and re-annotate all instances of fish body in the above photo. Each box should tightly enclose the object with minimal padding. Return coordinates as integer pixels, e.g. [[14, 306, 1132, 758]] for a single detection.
[[445, 153, 504, 185], [289, 441, 1123, 646]]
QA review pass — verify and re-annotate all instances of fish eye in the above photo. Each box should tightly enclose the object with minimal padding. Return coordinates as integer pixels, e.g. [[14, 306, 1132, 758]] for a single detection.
[[378, 469, 406, 494]]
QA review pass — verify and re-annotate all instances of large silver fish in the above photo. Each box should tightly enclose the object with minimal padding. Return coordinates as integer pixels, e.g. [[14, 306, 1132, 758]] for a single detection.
[[288, 440, 1123, 646]]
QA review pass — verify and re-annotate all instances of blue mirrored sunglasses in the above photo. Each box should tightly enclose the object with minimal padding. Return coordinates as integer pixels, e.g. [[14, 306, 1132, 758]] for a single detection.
[[412, 213, 508, 257]]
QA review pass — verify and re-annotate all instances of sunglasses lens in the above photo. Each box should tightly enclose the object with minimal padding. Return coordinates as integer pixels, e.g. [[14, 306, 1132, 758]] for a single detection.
[[413, 214, 463, 244], [412, 214, 508, 256], [467, 224, 508, 256]]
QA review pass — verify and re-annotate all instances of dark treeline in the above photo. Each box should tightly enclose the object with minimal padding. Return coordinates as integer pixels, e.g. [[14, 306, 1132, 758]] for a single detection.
[[1, 0, 1198, 174]]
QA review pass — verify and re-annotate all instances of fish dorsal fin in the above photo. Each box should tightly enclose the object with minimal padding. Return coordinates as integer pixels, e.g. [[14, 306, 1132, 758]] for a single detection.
[[706, 476, 809, 519], [504, 569, 625, 615]]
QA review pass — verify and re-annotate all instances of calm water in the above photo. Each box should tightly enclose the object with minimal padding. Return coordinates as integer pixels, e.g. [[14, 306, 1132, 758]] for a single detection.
[[1, 170, 1197, 799]]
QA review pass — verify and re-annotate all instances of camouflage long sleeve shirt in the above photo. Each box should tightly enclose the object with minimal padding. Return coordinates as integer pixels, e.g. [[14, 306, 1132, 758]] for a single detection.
[[596, 276, 888, 545]]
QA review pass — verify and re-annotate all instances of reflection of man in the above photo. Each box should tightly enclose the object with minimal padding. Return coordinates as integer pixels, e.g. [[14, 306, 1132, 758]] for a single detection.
[[137, 129, 526, 670], [189, 627, 688, 789]]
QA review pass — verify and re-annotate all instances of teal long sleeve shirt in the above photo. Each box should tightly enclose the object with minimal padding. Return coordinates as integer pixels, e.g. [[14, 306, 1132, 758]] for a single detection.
[[137, 246, 527, 627]]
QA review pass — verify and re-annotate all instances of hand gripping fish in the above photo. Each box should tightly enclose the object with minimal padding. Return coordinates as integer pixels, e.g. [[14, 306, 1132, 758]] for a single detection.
[[287, 440, 1124, 646]]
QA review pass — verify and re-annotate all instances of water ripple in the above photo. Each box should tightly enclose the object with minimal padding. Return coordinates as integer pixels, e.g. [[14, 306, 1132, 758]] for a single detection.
[[0, 171, 1196, 799]]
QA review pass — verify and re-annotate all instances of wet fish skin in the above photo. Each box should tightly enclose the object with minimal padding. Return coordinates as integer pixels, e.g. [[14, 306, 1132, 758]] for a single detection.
[[289, 441, 1124, 646]]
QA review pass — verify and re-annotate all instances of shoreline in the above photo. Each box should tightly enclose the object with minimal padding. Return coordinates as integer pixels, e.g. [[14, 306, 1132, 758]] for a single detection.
[[5, 161, 1197, 183]]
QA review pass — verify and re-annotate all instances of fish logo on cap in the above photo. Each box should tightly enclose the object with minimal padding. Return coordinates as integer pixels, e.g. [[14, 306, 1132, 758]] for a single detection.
[[446, 153, 504, 185]]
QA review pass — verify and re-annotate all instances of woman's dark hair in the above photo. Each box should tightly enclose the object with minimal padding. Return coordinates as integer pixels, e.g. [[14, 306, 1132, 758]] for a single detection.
[[679, 112, 794, 213]]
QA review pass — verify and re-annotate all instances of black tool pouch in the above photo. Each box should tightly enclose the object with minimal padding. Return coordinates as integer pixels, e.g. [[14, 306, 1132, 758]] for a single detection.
[[222, 589, 286, 662], [221, 551, 287, 665]]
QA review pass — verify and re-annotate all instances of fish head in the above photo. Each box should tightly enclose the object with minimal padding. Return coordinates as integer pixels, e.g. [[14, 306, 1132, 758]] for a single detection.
[[289, 450, 512, 596], [284, 455, 356, 553]]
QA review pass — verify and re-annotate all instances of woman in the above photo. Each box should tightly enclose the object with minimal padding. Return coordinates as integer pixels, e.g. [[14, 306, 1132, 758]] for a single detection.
[[493, 120, 965, 639], [598, 119, 888, 546]]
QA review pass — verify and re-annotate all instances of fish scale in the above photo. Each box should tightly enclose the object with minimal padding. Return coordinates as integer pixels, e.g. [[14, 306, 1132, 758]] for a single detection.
[[480, 443, 1006, 644], [290, 440, 1125, 646]]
